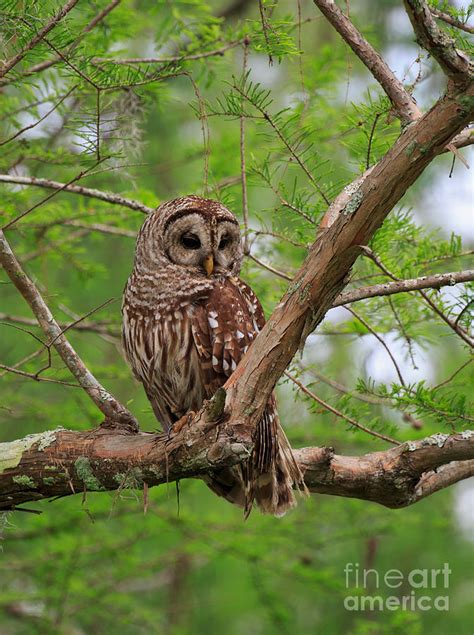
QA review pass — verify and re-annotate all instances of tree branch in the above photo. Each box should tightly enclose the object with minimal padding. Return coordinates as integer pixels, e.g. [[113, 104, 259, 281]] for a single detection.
[[0, 175, 155, 214], [313, 0, 421, 124], [403, 0, 473, 83], [295, 431, 474, 507], [93, 39, 244, 65], [0, 427, 472, 510], [0, 0, 121, 85], [0, 0, 80, 78], [1, 3, 472, 519], [225, 79, 473, 437], [0, 313, 119, 336], [333, 269, 474, 306], [431, 7, 474, 35], [0, 231, 137, 429]]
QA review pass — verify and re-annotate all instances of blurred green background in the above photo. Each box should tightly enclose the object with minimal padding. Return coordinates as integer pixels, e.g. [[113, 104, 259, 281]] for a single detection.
[[0, 1, 473, 633]]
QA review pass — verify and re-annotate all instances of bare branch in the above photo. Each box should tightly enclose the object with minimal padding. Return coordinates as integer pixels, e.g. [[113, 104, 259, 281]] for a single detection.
[[403, 0, 472, 83], [0, 85, 77, 147], [0, 0, 80, 78], [361, 248, 474, 347], [285, 371, 400, 445], [431, 7, 474, 35], [295, 431, 474, 506], [62, 220, 136, 238], [0, 427, 472, 511], [94, 39, 244, 65], [313, 0, 421, 124], [0, 313, 119, 337], [412, 459, 474, 502], [334, 270, 474, 306], [0, 174, 155, 215], [450, 126, 474, 150], [0, 231, 137, 429], [248, 253, 293, 281]]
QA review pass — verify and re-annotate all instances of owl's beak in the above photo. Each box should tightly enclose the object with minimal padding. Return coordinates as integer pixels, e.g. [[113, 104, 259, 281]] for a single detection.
[[203, 254, 214, 276]]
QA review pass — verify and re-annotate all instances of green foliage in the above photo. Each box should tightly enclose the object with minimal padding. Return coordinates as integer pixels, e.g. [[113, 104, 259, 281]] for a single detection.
[[0, 0, 473, 634]]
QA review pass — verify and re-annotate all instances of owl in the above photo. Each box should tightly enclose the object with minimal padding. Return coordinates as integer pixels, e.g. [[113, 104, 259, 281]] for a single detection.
[[122, 195, 306, 516]]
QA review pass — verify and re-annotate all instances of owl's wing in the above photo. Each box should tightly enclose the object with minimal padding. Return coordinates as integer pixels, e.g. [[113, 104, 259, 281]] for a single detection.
[[190, 276, 265, 397]]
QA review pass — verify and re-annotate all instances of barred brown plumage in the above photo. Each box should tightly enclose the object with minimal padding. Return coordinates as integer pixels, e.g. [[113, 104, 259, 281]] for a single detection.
[[122, 195, 307, 516]]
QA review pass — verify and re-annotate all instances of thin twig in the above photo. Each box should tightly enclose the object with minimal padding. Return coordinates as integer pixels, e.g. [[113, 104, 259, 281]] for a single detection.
[[62, 221, 136, 238], [2, 160, 107, 230], [418, 289, 474, 347], [248, 253, 293, 281], [345, 306, 407, 387], [432, 358, 473, 391], [0, 314, 120, 337], [0, 85, 77, 146], [259, 0, 274, 65], [360, 248, 474, 347], [366, 112, 381, 169], [387, 296, 418, 369], [233, 82, 330, 205], [253, 166, 317, 224], [184, 72, 210, 194], [0, 174, 155, 214], [250, 229, 307, 249], [285, 371, 400, 445], [240, 39, 250, 255], [0, 347, 45, 378], [0, 364, 82, 388], [454, 299, 473, 327], [94, 39, 244, 65]]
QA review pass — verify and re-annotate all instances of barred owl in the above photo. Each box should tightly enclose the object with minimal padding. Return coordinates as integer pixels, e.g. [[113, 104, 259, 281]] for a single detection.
[[122, 195, 305, 516]]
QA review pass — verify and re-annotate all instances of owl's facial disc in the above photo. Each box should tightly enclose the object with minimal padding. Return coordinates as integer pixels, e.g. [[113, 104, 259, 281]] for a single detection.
[[163, 211, 242, 276]]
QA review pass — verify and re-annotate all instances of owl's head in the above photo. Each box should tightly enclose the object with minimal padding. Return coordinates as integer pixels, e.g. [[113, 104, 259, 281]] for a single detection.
[[137, 195, 243, 277]]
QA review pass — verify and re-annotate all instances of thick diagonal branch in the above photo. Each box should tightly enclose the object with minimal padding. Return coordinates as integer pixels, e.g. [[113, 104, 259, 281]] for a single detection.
[[225, 81, 473, 434], [0, 231, 137, 429]]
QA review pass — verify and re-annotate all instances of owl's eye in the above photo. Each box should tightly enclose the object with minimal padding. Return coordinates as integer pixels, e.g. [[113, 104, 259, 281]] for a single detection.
[[218, 236, 231, 250], [181, 233, 201, 249]]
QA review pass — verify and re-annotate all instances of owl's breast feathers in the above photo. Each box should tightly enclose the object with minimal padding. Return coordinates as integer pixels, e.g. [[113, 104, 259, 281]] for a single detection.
[[190, 276, 265, 396], [122, 274, 265, 428]]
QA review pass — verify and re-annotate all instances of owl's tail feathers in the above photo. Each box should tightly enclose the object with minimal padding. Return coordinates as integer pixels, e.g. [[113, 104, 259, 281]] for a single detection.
[[249, 421, 308, 518], [202, 467, 248, 509], [201, 412, 308, 518]]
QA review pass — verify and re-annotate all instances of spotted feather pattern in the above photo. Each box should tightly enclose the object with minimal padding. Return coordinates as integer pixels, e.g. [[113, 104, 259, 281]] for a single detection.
[[122, 196, 306, 516]]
